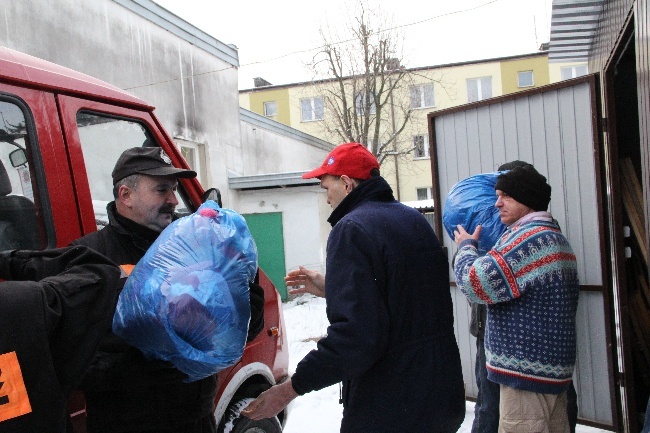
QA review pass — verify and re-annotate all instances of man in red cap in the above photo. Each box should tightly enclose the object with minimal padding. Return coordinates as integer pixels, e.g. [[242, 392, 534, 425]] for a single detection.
[[243, 143, 465, 432]]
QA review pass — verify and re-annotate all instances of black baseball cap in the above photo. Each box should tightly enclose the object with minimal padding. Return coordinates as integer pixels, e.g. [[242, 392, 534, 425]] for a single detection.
[[112, 147, 197, 185]]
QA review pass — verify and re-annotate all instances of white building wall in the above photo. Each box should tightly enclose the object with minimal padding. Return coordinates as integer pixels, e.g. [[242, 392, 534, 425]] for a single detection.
[[0, 0, 241, 204], [237, 111, 329, 177], [235, 187, 330, 278], [233, 110, 334, 281]]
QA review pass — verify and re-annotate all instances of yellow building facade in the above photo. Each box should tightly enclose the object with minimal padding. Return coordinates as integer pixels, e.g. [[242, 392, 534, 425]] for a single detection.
[[239, 51, 587, 202]]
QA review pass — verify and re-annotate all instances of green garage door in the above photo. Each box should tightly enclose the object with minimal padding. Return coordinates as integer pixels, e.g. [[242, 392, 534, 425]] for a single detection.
[[242, 212, 287, 300]]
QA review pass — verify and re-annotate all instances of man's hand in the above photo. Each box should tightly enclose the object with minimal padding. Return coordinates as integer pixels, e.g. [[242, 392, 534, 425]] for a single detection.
[[453, 224, 481, 246], [241, 380, 298, 420], [285, 266, 326, 297]]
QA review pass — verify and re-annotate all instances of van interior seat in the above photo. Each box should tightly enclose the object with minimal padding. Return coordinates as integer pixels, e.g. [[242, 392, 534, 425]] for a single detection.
[[0, 159, 40, 250]]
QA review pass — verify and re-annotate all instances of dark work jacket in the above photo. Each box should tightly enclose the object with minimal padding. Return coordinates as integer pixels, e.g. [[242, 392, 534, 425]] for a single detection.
[[71, 203, 218, 433], [291, 176, 465, 433], [0, 246, 120, 433]]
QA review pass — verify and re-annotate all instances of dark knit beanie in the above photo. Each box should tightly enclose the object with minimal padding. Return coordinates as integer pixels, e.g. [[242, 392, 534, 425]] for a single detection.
[[495, 165, 552, 211], [498, 160, 530, 171]]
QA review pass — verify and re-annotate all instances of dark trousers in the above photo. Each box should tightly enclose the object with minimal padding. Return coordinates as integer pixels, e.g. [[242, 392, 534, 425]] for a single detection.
[[472, 337, 579, 433], [471, 337, 500, 433], [640, 396, 650, 433], [91, 414, 217, 433]]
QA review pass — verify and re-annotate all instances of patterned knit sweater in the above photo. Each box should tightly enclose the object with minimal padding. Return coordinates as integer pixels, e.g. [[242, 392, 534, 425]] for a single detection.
[[454, 219, 579, 394]]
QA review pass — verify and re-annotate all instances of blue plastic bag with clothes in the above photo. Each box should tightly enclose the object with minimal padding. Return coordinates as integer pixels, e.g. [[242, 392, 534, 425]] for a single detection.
[[442, 172, 507, 254], [112, 200, 257, 382]]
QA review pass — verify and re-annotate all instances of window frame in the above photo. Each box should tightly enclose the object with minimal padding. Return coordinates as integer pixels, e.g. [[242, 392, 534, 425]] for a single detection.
[[466, 76, 493, 103], [561, 65, 588, 80], [176, 138, 206, 186], [413, 134, 430, 159], [263, 101, 277, 117], [355, 91, 376, 116], [300, 96, 325, 122], [409, 83, 435, 109], [416, 187, 433, 201], [517, 71, 534, 88]]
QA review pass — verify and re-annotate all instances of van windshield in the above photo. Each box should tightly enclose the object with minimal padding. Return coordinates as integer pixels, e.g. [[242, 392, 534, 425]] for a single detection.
[[76, 111, 192, 228]]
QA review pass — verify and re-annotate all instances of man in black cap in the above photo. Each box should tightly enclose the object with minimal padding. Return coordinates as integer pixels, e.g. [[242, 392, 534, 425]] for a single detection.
[[71, 147, 221, 433], [454, 164, 579, 433]]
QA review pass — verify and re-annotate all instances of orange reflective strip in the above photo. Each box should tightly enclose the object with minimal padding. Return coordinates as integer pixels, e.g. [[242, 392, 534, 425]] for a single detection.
[[0, 351, 32, 423], [120, 264, 136, 277]]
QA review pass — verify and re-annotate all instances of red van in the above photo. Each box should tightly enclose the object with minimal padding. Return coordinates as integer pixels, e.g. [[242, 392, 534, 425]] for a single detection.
[[0, 46, 289, 432]]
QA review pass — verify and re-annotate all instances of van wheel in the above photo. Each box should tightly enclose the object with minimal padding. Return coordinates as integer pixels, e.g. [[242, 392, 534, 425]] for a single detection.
[[219, 399, 282, 433], [217, 384, 283, 433]]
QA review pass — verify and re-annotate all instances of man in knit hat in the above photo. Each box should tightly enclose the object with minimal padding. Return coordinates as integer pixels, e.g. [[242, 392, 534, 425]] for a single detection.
[[453, 164, 579, 433], [242, 142, 466, 432]]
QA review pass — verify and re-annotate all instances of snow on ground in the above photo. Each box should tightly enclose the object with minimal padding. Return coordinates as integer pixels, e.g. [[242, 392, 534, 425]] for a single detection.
[[281, 295, 609, 433]]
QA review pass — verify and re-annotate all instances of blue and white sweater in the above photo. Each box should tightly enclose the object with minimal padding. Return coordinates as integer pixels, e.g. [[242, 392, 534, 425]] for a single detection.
[[454, 218, 579, 394]]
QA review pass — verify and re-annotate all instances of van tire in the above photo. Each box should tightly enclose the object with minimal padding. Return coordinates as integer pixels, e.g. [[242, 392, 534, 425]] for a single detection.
[[217, 384, 283, 433]]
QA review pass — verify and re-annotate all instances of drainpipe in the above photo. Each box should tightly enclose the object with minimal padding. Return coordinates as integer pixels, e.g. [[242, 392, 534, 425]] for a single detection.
[[388, 76, 400, 200]]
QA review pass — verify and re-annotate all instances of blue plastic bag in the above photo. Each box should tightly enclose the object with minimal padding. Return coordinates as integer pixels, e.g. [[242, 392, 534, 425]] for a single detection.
[[112, 200, 257, 382], [442, 172, 507, 254]]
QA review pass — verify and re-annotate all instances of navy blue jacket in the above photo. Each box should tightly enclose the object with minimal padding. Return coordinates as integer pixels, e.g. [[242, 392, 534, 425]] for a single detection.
[[291, 176, 465, 433]]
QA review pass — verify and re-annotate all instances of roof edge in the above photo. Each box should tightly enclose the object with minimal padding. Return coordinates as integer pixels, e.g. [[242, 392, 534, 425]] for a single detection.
[[112, 0, 239, 67]]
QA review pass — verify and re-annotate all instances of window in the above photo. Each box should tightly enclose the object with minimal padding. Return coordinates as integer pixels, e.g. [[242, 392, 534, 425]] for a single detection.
[[263, 101, 277, 117], [467, 77, 493, 102], [355, 92, 376, 116], [176, 139, 206, 185], [416, 187, 433, 201], [409, 84, 435, 109], [561, 65, 588, 80], [0, 98, 48, 250], [413, 135, 429, 159], [301, 97, 324, 121], [75, 112, 192, 225], [517, 71, 534, 87]]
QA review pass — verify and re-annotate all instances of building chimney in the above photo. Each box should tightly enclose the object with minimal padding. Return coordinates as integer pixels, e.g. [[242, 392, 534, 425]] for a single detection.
[[385, 58, 401, 71], [254, 77, 272, 88]]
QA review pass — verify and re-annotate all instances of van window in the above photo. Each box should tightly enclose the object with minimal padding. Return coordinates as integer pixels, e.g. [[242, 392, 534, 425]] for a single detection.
[[0, 99, 47, 250], [76, 112, 191, 228]]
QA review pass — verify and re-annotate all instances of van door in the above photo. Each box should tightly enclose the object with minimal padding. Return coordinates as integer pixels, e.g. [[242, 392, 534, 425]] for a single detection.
[[0, 83, 79, 249], [55, 95, 202, 236]]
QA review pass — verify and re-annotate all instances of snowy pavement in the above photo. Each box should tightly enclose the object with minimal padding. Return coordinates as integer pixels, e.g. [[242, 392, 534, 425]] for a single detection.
[[280, 295, 609, 433]]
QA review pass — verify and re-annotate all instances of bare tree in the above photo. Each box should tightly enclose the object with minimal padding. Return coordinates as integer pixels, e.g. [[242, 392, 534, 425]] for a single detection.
[[307, 2, 422, 165]]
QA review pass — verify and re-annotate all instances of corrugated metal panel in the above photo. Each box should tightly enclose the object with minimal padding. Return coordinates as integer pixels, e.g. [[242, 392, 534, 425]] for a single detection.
[[450, 287, 477, 396], [549, 0, 606, 63], [588, 0, 634, 72], [574, 292, 613, 425], [435, 82, 602, 285], [431, 79, 612, 425]]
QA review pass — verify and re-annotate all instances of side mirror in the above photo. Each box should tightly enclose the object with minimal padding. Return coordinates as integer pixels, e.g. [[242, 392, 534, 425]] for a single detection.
[[9, 148, 27, 167], [202, 188, 222, 207]]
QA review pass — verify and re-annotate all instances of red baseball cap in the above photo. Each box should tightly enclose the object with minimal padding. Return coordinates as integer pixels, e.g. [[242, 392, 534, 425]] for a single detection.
[[302, 142, 380, 180]]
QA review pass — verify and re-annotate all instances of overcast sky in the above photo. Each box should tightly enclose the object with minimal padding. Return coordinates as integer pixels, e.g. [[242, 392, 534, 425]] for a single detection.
[[152, 0, 553, 90]]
